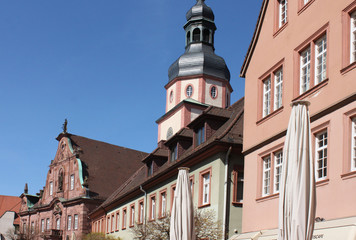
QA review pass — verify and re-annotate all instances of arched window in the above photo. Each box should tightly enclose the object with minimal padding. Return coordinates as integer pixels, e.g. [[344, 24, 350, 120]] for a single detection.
[[193, 28, 200, 42], [203, 29, 210, 43], [186, 31, 191, 45], [167, 127, 173, 139]]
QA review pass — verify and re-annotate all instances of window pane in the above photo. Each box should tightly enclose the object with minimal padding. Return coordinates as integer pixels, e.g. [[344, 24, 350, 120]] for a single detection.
[[300, 47, 311, 94], [350, 12, 356, 63], [274, 151, 283, 193], [263, 77, 271, 117], [202, 172, 210, 205], [352, 118, 356, 171], [315, 35, 327, 84], [315, 131, 328, 180], [279, 0, 287, 27], [262, 156, 271, 196], [274, 68, 283, 110]]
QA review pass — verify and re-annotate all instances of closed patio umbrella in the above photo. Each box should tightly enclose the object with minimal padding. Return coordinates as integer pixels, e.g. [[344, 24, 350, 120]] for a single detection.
[[170, 167, 195, 240], [278, 101, 316, 240]]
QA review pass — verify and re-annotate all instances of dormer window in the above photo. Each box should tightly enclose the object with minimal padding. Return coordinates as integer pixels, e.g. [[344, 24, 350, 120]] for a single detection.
[[197, 125, 205, 146], [148, 161, 153, 177], [170, 144, 178, 162]]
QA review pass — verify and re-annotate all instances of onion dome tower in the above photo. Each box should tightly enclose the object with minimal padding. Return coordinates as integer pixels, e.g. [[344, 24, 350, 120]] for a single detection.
[[156, 0, 233, 142]]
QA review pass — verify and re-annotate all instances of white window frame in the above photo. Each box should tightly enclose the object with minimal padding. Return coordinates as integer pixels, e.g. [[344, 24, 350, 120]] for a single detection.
[[278, 0, 287, 27], [263, 77, 271, 117], [130, 206, 135, 226], [274, 151, 283, 193], [351, 117, 356, 171], [123, 210, 127, 229], [315, 131, 328, 181], [70, 174, 75, 190], [31, 222, 35, 234], [304, 0, 309, 4], [151, 197, 156, 220], [139, 202, 144, 224], [67, 216, 72, 231], [274, 68, 283, 110], [161, 192, 166, 217], [202, 172, 210, 205], [351, 11, 356, 63], [262, 156, 271, 196], [49, 181, 53, 196], [300, 47, 311, 94], [74, 214, 78, 230], [315, 35, 327, 84]]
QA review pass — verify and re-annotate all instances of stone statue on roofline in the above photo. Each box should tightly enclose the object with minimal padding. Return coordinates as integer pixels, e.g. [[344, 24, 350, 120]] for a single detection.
[[62, 119, 68, 133]]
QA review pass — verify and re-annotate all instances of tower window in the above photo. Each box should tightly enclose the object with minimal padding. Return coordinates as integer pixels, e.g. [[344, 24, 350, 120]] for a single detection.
[[203, 29, 210, 43], [167, 127, 173, 139], [169, 91, 174, 103], [193, 28, 200, 42], [186, 85, 193, 97], [186, 31, 191, 45], [210, 86, 217, 99]]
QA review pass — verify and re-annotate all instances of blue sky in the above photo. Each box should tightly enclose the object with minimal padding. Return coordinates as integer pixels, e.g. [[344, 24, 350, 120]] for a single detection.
[[0, 0, 262, 196]]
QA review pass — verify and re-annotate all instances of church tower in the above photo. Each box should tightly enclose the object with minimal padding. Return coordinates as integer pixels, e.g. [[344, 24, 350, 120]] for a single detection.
[[157, 0, 233, 142]]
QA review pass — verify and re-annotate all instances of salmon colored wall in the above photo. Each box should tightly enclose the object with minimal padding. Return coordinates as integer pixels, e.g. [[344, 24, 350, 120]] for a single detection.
[[242, 0, 356, 233]]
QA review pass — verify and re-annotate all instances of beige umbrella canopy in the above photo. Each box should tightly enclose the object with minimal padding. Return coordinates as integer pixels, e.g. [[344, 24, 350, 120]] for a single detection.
[[278, 101, 316, 240], [170, 167, 195, 240]]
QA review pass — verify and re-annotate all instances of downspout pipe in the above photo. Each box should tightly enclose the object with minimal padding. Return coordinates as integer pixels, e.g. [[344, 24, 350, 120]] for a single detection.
[[223, 146, 232, 240], [140, 185, 147, 237]]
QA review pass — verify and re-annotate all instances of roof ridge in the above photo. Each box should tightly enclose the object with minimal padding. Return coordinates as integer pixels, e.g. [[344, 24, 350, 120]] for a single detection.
[[216, 108, 244, 141]]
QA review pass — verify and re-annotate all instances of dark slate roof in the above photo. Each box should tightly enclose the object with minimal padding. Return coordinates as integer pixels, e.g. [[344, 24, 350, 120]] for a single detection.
[[186, 0, 214, 22], [168, 0, 230, 83], [168, 43, 230, 83], [95, 98, 244, 211], [62, 134, 148, 200]]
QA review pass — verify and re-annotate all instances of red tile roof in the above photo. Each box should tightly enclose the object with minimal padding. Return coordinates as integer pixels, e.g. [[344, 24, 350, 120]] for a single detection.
[[0, 195, 21, 225]]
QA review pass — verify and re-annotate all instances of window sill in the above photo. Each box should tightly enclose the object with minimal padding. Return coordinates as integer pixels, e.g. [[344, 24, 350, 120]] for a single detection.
[[257, 107, 284, 125], [273, 22, 288, 38], [341, 171, 356, 180], [198, 203, 211, 208], [316, 178, 329, 187], [293, 79, 329, 101], [298, 0, 316, 15], [340, 61, 356, 75], [115, 230, 119, 232], [129, 225, 134, 228], [256, 193, 279, 203], [232, 201, 243, 207], [121, 227, 126, 230]]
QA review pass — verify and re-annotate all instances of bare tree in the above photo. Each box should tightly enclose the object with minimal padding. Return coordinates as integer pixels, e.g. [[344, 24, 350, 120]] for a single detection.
[[131, 208, 222, 240]]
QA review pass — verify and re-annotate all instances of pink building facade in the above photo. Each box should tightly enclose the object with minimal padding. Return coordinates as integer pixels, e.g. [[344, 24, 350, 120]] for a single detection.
[[236, 0, 356, 238]]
